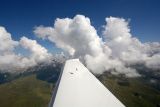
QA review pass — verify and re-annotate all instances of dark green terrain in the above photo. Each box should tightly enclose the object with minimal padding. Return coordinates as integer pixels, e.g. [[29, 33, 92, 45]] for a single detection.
[[99, 73, 160, 107], [0, 75, 53, 107]]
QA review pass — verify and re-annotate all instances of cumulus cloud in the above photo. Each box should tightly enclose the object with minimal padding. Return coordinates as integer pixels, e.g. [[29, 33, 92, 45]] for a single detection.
[[145, 54, 160, 70], [0, 27, 18, 52], [34, 15, 103, 57], [103, 17, 160, 70], [20, 36, 52, 63], [0, 26, 52, 73]]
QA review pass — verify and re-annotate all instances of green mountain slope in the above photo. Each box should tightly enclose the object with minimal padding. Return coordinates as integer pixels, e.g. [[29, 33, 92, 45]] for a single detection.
[[0, 75, 53, 107], [99, 73, 160, 107]]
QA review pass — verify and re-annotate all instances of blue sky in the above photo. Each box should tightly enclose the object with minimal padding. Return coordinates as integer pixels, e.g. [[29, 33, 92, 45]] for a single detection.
[[0, 0, 160, 52]]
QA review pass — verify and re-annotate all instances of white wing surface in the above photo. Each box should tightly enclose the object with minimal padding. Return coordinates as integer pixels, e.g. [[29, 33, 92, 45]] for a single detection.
[[49, 59, 125, 107]]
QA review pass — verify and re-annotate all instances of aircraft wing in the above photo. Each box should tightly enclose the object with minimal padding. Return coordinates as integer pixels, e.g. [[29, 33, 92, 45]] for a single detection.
[[49, 59, 125, 107]]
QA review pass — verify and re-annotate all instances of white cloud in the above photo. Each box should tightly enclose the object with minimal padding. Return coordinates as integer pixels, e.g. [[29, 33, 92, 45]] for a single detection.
[[103, 17, 160, 70], [145, 54, 160, 70], [0, 27, 18, 52], [0, 27, 52, 73], [34, 15, 103, 57], [20, 36, 52, 63]]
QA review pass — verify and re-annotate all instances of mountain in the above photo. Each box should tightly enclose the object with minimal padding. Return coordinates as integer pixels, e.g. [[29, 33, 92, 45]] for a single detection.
[[0, 59, 64, 84], [0, 74, 53, 107]]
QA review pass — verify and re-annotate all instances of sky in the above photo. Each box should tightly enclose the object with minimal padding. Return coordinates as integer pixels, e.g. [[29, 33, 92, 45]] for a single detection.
[[0, 0, 160, 48]]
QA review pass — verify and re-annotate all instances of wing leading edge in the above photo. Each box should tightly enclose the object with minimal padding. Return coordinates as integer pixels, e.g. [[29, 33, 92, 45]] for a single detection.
[[49, 59, 125, 107]]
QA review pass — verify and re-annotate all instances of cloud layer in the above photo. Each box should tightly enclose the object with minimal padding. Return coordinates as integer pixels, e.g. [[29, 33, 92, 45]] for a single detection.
[[34, 15, 160, 77], [0, 15, 160, 77]]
